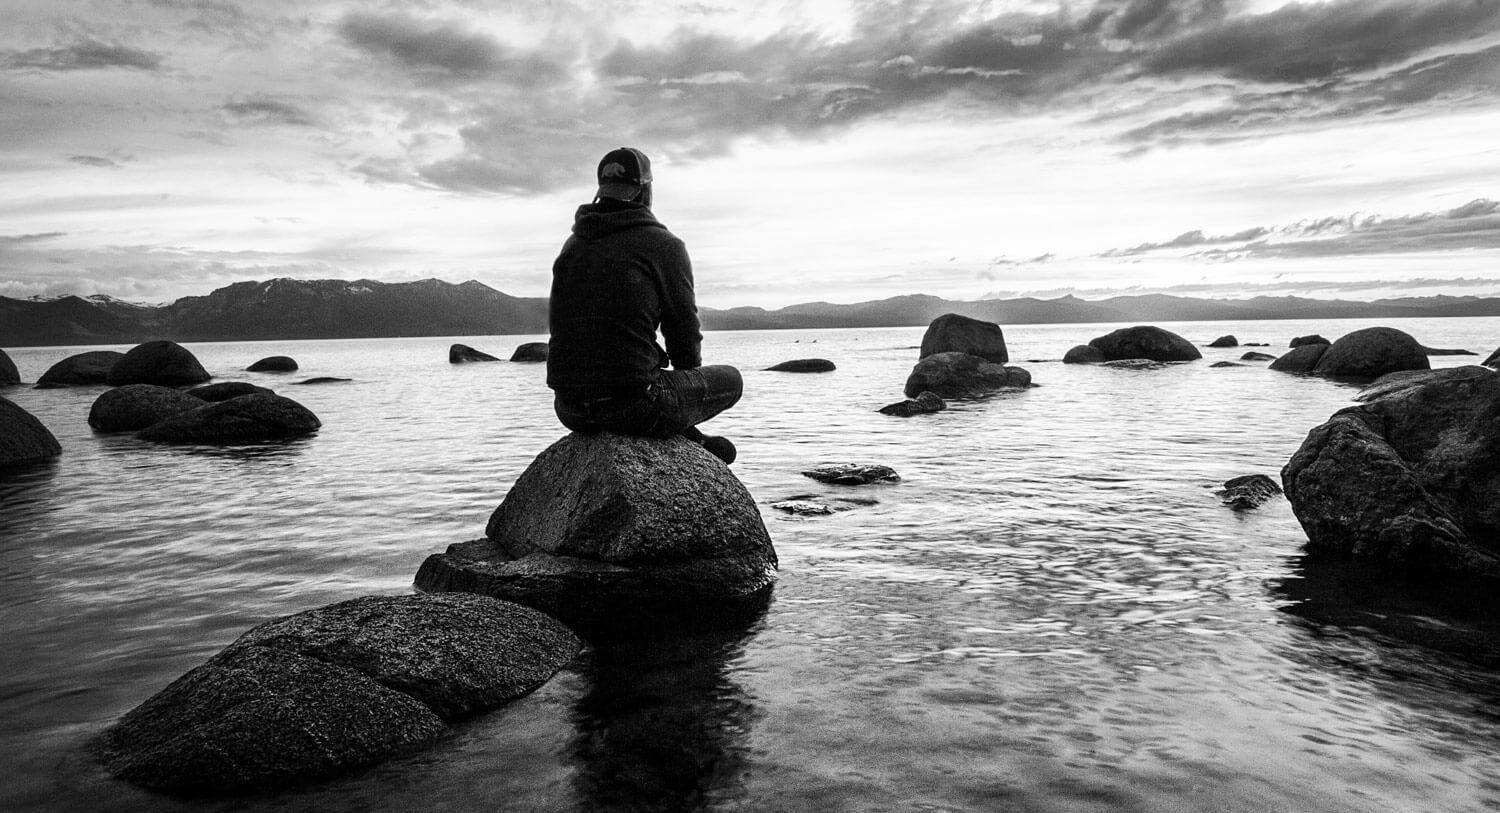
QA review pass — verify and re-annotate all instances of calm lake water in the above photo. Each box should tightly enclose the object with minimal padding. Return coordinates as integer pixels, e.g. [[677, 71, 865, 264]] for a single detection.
[[3, 317, 1500, 812]]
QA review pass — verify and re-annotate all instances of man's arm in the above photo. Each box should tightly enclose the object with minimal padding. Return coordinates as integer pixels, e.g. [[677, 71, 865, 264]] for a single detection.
[[656, 237, 703, 370]]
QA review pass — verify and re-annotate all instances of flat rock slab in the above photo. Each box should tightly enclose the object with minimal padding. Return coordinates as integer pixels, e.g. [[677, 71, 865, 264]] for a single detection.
[[95, 593, 580, 796]]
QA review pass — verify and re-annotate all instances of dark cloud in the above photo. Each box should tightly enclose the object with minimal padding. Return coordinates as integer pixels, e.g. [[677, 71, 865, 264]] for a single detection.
[[337, 12, 567, 85], [1139, 0, 1500, 83], [3, 39, 163, 71], [1104, 199, 1500, 261], [1, 232, 66, 244], [69, 155, 120, 168], [362, 0, 1500, 193], [220, 97, 316, 127]]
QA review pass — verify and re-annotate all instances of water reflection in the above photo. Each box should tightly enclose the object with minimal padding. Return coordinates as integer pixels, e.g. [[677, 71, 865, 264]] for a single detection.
[[567, 598, 769, 811], [0, 460, 59, 538]]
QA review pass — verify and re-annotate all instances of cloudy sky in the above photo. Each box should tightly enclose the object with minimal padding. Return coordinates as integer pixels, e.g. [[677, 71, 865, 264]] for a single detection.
[[3, 0, 1498, 308]]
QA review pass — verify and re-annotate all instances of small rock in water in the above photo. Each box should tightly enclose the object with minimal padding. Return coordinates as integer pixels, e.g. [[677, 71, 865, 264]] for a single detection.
[[801, 463, 901, 485], [1217, 474, 1283, 511], [771, 500, 834, 515]]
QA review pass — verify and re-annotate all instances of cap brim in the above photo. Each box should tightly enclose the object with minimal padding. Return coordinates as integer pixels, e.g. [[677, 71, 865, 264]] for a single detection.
[[596, 182, 641, 201]]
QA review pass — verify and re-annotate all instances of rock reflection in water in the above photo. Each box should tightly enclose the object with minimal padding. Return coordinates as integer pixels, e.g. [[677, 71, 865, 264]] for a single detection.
[[567, 599, 769, 811]]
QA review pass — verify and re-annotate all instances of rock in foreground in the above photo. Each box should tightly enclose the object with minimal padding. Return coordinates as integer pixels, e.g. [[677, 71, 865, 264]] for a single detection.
[[1282, 365, 1500, 578], [1, 397, 61, 467], [1088, 326, 1202, 362], [106, 341, 212, 387], [903, 352, 1030, 398], [137, 393, 320, 443], [95, 593, 580, 796], [416, 433, 778, 630]]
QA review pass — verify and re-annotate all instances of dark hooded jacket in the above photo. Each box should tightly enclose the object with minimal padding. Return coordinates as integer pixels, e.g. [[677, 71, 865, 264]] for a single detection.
[[546, 199, 702, 392]]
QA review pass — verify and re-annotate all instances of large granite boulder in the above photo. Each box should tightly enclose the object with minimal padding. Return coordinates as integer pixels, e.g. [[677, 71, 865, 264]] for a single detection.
[[1, 397, 61, 467], [95, 593, 580, 795], [416, 433, 778, 631], [919, 313, 1008, 363], [35, 350, 125, 388], [509, 342, 549, 363], [88, 384, 203, 433], [137, 393, 320, 443], [246, 356, 298, 373], [1087, 326, 1201, 362], [1062, 344, 1105, 364], [1268, 343, 1328, 373], [107, 341, 211, 387], [766, 358, 836, 373], [0, 350, 18, 386], [1281, 365, 1500, 578], [1311, 327, 1429, 381], [1487, 347, 1500, 368], [902, 352, 1031, 399], [450, 344, 500, 363]]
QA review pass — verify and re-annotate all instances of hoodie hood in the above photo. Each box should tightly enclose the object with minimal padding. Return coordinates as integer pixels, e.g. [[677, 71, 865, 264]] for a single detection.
[[571, 201, 667, 242]]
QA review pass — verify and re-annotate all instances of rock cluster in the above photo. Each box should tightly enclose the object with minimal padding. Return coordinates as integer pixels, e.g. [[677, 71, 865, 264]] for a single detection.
[[1270, 327, 1430, 381]]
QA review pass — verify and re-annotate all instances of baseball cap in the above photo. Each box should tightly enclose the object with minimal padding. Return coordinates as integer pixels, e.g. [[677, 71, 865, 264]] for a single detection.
[[596, 147, 652, 201]]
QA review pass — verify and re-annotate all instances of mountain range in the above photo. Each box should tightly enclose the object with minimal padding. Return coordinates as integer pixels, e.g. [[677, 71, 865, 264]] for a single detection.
[[3, 277, 1498, 347]]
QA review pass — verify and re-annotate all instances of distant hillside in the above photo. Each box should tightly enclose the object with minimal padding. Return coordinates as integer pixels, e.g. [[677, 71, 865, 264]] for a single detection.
[[2, 277, 1497, 347]]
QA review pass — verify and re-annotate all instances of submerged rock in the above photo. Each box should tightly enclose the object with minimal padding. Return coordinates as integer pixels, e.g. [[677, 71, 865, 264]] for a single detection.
[[106, 341, 211, 387], [0, 350, 18, 386], [293, 377, 351, 385], [919, 313, 1008, 363], [509, 342, 549, 363], [246, 356, 298, 373], [1062, 344, 1105, 364], [94, 593, 580, 796], [137, 393, 320, 443], [766, 358, 836, 373], [1268, 343, 1327, 373], [188, 382, 274, 402], [878, 390, 946, 417], [1281, 365, 1500, 578], [1102, 359, 1166, 370], [1217, 474, 1283, 511], [89, 384, 203, 433], [771, 500, 834, 515], [416, 433, 778, 631], [1088, 326, 1201, 363], [0, 397, 61, 467], [1423, 346, 1477, 356], [1210, 361, 1245, 368], [802, 463, 901, 486], [1241, 351, 1277, 362], [450, 344, 500, 363], [903, 352, 1030, 399], [35, 350, 125, 388], [1311, 327, 1429, 381]]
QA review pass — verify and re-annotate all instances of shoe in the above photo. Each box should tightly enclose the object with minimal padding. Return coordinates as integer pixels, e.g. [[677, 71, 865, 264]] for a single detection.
[[701, 435, 737, 465]]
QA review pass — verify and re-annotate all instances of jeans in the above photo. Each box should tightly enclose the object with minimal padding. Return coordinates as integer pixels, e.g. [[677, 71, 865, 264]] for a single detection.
[[554, 365, 742, 438]]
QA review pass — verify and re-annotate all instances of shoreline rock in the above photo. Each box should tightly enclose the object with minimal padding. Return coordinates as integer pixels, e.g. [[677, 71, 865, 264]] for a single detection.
[[1, 397, 62, 467], [94, 593, 581, 796], [0, 350, 18, 386]]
